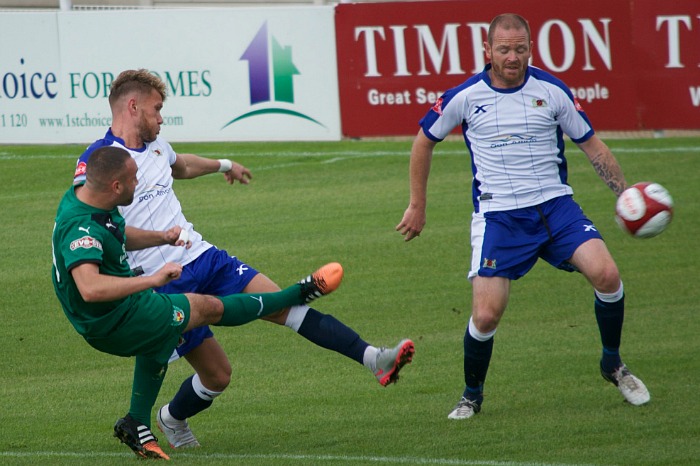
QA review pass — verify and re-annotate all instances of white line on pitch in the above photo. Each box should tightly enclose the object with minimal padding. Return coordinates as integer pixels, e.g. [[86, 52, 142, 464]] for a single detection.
[[0, 451, 606, 466]]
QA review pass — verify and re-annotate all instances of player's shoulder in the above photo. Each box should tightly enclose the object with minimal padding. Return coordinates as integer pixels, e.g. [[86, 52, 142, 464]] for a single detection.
[[78, 138, 112, 162], [527, 66, 573, 96], [74, 131, 138, 182], [431, 69, 488, 117], [57, 188, 91, 216], [73, 139, 109, 183]]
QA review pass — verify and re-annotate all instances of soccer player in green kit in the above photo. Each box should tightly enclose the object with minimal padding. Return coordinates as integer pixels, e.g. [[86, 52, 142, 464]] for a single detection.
[[52, 146, 342, 460]]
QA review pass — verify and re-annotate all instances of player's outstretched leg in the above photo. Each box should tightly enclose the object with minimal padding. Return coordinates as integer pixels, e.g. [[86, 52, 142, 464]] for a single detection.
[[216, 262, 344, 326], [114, 414, 170, 460]]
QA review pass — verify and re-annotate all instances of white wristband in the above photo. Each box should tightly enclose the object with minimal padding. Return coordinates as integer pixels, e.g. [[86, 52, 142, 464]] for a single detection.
[[218, 159, 233, 173]]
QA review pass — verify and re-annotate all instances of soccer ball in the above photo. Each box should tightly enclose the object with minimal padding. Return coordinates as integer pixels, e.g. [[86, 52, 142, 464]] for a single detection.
[[615, 182, 673, 238]]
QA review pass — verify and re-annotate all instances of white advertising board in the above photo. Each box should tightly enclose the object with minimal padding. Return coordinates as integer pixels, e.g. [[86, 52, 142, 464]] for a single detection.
[[0, 7, 340, 143]]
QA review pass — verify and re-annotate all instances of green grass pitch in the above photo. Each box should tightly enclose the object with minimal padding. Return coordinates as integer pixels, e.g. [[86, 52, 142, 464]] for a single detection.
[[0, 136, 698, 465]]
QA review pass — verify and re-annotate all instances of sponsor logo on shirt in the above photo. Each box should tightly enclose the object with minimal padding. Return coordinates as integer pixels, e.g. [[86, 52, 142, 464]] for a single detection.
[[69, 235, 103, 251], [489, 134, 537, 148], [137, 183, 172, 203]]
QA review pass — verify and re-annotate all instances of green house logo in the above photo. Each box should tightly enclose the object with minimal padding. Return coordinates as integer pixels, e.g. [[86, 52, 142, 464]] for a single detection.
[[222, 22, 324, 129]]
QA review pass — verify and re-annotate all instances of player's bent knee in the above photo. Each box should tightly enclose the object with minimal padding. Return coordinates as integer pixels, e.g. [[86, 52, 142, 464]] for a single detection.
[[186, 294, 224, 329], [201, 372, 231, 392]]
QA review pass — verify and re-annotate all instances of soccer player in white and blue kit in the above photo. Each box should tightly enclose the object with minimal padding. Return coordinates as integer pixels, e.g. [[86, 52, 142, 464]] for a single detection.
[[74, 69, 414, 451], [396, 13, 650, 419]]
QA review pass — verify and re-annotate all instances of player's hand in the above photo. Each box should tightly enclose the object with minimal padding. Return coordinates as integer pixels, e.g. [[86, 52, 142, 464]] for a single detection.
[[396, 205, 426, 242], [154, 262, 183, 286], [163, 226, 192, 249], [223, 162, 252, 185]]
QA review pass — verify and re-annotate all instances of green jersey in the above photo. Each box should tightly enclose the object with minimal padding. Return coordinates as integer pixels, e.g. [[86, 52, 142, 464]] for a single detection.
[[52, 185, 136, 337], [51, 185, 190, 363]]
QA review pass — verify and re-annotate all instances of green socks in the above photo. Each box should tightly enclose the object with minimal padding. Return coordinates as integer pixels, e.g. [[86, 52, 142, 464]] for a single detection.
[[130, 356, 168, 427], [215, 284, 303, 326]]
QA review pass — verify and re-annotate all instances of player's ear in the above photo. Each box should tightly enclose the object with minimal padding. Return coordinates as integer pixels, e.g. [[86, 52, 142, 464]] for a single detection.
[[128, 97, 138, 115], [111, 178, 124, 196]]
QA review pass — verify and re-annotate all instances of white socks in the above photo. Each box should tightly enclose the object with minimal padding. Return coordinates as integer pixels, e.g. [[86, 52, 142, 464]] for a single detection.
[[362, 346, 379, 371], [192, 373, 223, 402], [284, 305, 310, 331]]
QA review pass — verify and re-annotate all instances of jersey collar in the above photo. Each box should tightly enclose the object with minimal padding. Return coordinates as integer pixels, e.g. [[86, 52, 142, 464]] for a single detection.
[[105, 128, 148, 153]]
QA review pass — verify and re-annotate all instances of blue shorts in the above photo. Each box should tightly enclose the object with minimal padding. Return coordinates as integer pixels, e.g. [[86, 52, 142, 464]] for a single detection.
[[154, 247, 259, 361], [469, 195, 604, 280]]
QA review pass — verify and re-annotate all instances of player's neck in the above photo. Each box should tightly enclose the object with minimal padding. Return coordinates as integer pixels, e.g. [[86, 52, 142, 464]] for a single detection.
[[75, 185, 116, 211], [110, 123, 145, 150]]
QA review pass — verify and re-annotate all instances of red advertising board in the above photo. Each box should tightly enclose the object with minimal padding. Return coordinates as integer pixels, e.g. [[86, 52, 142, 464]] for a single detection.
[[335, 0, 700, 137]]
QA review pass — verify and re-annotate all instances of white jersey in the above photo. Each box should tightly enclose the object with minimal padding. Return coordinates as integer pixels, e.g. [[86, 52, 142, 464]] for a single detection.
[[74, 129, 213, 276], [420, 65, 594, 213]]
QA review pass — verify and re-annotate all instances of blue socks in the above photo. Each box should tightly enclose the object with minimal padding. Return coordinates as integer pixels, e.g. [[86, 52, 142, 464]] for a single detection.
[[297, 308, 369, 365], [168, 375, 214, 421], [595, 294, 625, 373], [462, 327, 494, 404]]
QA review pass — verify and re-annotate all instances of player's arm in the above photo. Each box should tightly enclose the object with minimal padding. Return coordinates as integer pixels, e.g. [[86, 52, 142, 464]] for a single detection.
[[124, 225, 191, 251], [171, 153, 252, 185], [577, 135, 628, 196], [71, 262, 182, 302], [396, 129, 438, 241]]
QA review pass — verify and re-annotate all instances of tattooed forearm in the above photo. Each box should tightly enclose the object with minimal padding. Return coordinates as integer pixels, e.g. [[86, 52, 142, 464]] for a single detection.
[[588, 152, 627, 196]]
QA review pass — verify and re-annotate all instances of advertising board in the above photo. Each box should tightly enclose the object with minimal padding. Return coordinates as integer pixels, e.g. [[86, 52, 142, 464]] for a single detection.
[[0, 7, 340, 143], [335, 0, 700, 136]]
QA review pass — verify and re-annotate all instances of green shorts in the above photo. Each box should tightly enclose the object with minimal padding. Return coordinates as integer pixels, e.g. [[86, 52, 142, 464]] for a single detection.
[[84, 292, 191, 364]]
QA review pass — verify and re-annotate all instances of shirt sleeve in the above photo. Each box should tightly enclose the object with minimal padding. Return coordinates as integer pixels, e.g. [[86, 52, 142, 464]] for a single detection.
[[59, 219, 105, 272], [554, 86, 594, 144], [163, 138, 177, 166], [419, 86, 467, 142]]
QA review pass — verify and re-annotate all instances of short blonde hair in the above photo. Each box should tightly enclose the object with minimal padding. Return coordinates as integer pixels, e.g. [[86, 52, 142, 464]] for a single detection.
[[109, 69, 167, 106]]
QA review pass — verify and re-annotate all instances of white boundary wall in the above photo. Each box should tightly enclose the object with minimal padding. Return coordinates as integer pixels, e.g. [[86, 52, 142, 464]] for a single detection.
[[0, 7, 341, 143]]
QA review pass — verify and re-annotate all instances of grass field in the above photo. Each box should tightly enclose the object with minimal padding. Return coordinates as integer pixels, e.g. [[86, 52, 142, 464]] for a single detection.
[[0, 136, 698, 465]]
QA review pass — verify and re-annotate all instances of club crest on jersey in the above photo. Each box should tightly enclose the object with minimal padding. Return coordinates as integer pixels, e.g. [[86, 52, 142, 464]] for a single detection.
[[171, 306, 185, 326], [153, 148, 162, 156], [482, 258, 497, 269], [432, 97, 443, 116], [70, 236, 103, 251], [532, 98, 548, 108]]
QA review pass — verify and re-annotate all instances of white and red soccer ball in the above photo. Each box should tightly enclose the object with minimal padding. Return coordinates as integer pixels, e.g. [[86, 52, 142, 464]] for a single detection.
[[615, 182, 673, 238]]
